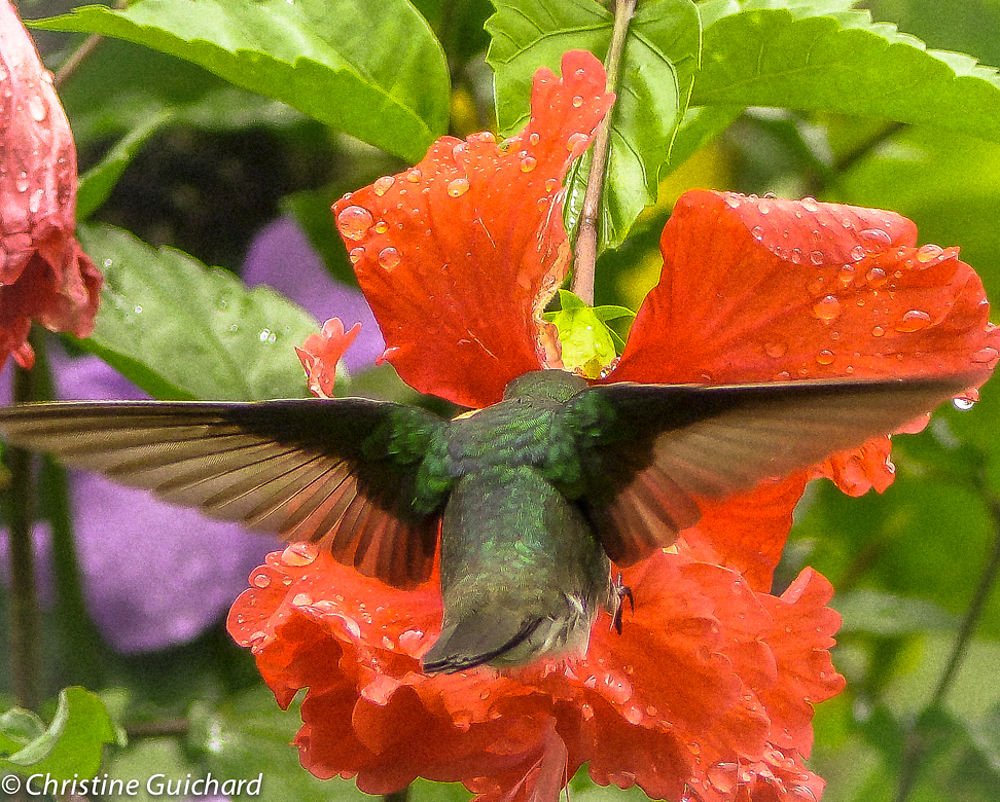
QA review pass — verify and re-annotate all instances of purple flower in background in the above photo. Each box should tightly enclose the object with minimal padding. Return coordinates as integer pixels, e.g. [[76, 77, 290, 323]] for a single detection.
[[242, 217, 384, 373], [1, 217, 382, 652]]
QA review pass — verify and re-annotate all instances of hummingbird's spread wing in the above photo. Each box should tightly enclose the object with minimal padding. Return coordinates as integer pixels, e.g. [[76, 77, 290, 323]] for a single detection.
[[0, 399, 446, 587], [562, 374, 978, 566]]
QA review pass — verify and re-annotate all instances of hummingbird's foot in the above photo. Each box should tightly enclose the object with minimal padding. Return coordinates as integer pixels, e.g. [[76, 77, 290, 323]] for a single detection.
[[611, 572, 634, 634]]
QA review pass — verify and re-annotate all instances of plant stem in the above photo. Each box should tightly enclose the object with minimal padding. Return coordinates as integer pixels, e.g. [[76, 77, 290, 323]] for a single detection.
[[383, 787, 410, 802], [894, 469, 1000, 802], [53, 33, 102, 90], [570, 0, 636, 306], [125, 717, 190, 739], [52, 0, 128, 89], [5, 335, 42, 710]]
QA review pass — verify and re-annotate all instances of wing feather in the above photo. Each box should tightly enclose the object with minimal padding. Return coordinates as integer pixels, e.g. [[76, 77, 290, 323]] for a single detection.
[[565, 374, 979, 565], [0, 399, 447, 588]]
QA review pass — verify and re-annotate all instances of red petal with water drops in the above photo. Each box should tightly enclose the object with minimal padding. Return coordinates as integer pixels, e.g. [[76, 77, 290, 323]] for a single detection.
[[677, 474, 808, 592], [614, 189, 999, 496], [228, 545, 844, 801], [294, 318, 361, 398], [332, 50, 614, 408], [0, 1, 101, 369]]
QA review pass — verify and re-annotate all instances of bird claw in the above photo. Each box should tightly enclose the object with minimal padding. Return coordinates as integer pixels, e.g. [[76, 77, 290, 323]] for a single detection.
[[610, 572, 634, 635]]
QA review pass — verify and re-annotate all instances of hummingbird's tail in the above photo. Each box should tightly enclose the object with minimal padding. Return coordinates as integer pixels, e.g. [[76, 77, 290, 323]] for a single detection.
[[421, 613, 543, 673]]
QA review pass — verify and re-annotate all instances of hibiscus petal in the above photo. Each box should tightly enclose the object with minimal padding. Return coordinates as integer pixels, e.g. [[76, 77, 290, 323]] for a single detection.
[[229, 546, 844, 802], [614, 189, 998, 496], [331, 50, 614, 408], [295, 318, 361, 398], [0, 2, 101, 368], [243, 216, 385, 373], [677, 474, 808, 591]]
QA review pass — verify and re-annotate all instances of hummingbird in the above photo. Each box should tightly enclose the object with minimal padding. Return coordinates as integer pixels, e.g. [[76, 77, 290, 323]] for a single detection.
[[0, 368, 978, 672]]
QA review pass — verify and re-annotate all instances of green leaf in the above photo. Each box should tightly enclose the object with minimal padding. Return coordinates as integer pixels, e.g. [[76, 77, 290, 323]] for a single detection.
[[187, 687, 367, 802], [76, 223, 319, 401], [0, 688, 123, 779], [0, 709, 45, 754], [836, 589, 957, 636], [692, 5, 1000, 145], [486, 0, 701, 252], [77, 111, 172, 220], [30, 0, 449, 162], [545, 290, 622, 377], [60, 38, 304, 150]]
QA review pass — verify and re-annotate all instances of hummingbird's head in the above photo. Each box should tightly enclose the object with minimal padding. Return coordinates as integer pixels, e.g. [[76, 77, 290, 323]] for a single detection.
[[502, 369, 589, 403]]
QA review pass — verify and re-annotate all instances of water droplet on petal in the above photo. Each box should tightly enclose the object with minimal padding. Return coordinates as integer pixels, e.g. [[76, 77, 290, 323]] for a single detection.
[[251, 571, 271, 589], [520, 154, 537, 173], [572, 95, 584, 108], [850, 244, 866, 261], [837, 264, 856, 287], [816, 349, 835, 365], [859, 227, 891, 253], [624, 705, 643, 725], [397, 628, 424, 656], [373, 175, 395, 196], [28, 188, 43, 214], [348, 247, 364, 264], [529, 132, 540, 145], [758, 198, 772, 214], [865, 267, 887, 287], [281, 542, 319, 566], [801, 196, 820, 212], [447, 177, 469, 197], [750, 225, 764, 241], [915, 243, 943, 263], [812, 295, 841, 322], [14, 171, 29, 192], [871, 325, 885, 337], [954, 396, 976, 410], [601, 671, 632, 704], [724, 195, 741, 209], [764, 341, 787, 358], [336, 205, 374, 241], [27, 95, 46, 122], [581, 703, 594, 721], [405, 168, 422, 183], [378, 247, 401, 270], [895, 309, 932, 332], [566, 132, 589, 152], [809, 250, 825, 266]]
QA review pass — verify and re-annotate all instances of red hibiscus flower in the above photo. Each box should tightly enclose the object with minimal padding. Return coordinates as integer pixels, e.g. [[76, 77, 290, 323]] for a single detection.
[[0, 0, 101, 370], [228, 50, 998, 801]]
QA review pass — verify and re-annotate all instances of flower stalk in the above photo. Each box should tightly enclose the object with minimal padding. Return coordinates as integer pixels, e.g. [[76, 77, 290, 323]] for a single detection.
[[5, 332, 42, 710], [894, 464, 1000, 802], [571, 0, 636, 305]]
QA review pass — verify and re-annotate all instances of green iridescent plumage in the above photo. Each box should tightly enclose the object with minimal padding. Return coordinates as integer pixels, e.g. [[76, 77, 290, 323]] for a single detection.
[[0, 368, 975, 671]]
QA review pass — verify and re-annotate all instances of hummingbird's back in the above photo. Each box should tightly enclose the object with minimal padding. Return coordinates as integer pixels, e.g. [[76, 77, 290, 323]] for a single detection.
[[421, 374, 612, 672]]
